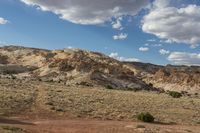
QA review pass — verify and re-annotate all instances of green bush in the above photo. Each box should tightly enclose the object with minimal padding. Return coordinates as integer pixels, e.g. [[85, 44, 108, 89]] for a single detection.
[[169, 91, 182, 98], [137, 112, 154, 123]]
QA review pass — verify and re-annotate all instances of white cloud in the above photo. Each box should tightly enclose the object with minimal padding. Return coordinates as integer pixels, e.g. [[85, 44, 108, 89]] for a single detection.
[[153, 0, 170, 8], [113, 33, 128, 40], [142, 0, 200, 47], [159, 49, 170, 55], [112, 17, 123, 30], [0, 17, 8, 25], [139, 47, 149, 52], [109, 52, 140, 62], [168, 52, 200, 66], [20, 0, 149, 25]]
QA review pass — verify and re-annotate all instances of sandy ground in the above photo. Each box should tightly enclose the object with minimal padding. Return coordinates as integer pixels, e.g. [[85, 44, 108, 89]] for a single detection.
[[1, 117, 200, 133]]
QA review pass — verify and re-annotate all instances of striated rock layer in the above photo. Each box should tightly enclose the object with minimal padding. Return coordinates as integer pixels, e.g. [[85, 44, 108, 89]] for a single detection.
[[125, 62, 200, 94], [0, 46, 155, 91], [1, 45, 199, 94]]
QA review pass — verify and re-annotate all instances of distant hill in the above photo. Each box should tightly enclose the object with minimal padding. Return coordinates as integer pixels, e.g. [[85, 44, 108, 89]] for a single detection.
[[125, 62, 200, 94]]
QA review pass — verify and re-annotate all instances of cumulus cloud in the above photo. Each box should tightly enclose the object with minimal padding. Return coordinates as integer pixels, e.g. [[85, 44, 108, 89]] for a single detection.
[[113, 33, 128, 40], [142, 0, 200, 47], [109, 52, 140, 62], [112, 17, 123, 30], [159, 49, 170, 55], [139, 47, 149, 52], [168, 52, 200, 66], [0, 17, 8, 25], [20, 0, 149, 25]]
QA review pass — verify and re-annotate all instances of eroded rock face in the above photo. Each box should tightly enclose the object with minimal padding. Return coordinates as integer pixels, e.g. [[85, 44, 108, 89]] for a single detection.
[[0, 46, 156, 91], [0, 64, 37, 74], [0, 46, 53, 67], [1, 45, 199, 94], [90, 71, 154, 91], [125, 62, 200, 94]]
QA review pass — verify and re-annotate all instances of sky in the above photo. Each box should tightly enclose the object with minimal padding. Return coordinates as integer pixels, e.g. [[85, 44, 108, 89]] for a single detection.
[[0, 0, 200, 66]]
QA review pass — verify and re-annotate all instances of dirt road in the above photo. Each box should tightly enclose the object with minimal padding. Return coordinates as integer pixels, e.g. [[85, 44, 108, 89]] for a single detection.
[[1, 117, 200, 133]]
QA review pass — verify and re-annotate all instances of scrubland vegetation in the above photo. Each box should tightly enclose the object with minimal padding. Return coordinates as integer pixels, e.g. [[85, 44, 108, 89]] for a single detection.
[[0, 78, 200, 125]]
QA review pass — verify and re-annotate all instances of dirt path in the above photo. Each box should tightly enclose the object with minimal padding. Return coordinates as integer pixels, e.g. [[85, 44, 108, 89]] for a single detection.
[[1, 117, 200, 133], [24, 84, 56, 119], [35, 84, 49, 110]]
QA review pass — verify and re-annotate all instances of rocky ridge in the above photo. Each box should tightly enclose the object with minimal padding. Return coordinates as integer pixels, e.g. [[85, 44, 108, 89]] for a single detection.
[[0, 45, 199, 94], [0, 46, 155, 91]]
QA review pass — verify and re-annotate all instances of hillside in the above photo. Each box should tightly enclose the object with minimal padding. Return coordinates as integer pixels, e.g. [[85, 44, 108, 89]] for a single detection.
[[1, 45, 200, 94], [0, 46, 156, 91]]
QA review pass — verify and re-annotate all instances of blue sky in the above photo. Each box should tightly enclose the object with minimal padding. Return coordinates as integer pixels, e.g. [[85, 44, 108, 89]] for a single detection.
[[0, 0, 200, 66]]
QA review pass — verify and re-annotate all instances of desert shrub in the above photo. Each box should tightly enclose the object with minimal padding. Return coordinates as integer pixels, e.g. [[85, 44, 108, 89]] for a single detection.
[[57, 60, 74, 71], [56, 90, 62, 92], [0, 55, 8, 64], [0, 125, 24, 132], [136, 125, 145, 128], [77, 81, 93, 87], [169, 91, 182, 98], [126, 87, 138, 92], [181, 91, 188, 94], [50, 107, 56, 110], [10, 74, 16, 79], [46, 102, 54, 106], [56, 108, 65, 112], [137, 112, 154, 123], [149, 83, 153, 87], [106, 85, 114, 89]]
